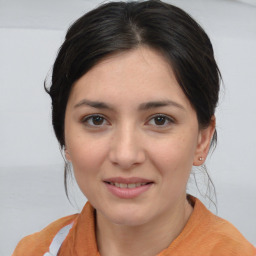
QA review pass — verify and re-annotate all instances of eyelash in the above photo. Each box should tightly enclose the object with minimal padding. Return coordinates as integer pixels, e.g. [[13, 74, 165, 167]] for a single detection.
[[147, 114, 174, 127], [82, 114, 109, 127], [81, 114, 175, 128]]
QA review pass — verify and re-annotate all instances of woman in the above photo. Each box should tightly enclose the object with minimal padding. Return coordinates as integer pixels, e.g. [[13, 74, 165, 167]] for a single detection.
[[13, 1, 256, 255]]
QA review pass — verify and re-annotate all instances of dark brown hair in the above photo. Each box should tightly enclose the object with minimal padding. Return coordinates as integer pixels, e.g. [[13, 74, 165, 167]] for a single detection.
[[45, 0, 221, 198]]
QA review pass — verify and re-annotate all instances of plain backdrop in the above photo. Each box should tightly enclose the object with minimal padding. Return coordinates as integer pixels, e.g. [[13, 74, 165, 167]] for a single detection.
[[0, 0, 256, 255]]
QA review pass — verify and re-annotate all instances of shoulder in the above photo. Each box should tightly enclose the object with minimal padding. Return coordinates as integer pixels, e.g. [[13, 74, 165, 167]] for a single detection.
[[12, 214, 78, 256], [190, 197, 256, 256], [202, 215, 255, 255]]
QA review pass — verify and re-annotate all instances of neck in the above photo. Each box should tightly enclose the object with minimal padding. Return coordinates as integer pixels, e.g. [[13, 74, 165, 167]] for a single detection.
[[96, 196, 193, 256]]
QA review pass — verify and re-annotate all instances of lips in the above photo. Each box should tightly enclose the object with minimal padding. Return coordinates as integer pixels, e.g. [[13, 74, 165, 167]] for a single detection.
[[108, 182, 148, 188], [103, 177, 154, 199], [104, 177, 153, 184]]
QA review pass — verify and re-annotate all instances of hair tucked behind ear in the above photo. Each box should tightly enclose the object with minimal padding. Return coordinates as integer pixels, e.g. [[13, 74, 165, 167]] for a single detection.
[[45, 0, 221, 202]]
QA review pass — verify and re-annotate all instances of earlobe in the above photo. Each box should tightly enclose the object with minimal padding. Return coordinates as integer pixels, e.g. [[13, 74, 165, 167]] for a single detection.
[[193, 116, 216, 166], [65, 148, 71, 162]]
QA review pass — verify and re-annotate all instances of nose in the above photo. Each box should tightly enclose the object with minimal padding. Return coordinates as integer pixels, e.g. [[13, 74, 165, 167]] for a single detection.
[[108, 123, 146, 170]]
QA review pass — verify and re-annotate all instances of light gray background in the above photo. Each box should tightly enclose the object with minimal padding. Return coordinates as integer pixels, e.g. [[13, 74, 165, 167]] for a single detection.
[[0, 0, 256, 255]]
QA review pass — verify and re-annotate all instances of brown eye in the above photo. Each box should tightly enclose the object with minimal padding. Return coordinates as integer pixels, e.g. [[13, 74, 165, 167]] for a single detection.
[[154, 116, 167, 125], [82, 115, 108, 127], [148, 114, 174, 127], [91, 116, 104, 125]]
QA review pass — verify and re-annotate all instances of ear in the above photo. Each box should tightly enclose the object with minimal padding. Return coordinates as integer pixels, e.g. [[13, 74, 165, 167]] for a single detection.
[[193, 116, 216, 166], [64, 147, 71, 162]]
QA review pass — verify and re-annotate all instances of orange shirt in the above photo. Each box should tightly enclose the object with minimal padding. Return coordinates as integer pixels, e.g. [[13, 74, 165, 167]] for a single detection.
[[13, 196, 256, 256]]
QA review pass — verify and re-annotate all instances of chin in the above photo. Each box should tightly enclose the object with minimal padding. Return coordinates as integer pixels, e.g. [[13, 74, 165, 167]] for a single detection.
[[99, 204, 152, 227]]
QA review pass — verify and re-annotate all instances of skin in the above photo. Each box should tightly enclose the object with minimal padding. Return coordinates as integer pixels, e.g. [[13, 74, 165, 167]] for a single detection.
[[64, 47, 215, 256]]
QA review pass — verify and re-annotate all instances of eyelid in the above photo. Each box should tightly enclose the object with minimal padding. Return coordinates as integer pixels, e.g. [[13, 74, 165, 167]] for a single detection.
[[81, 114, 110, 127], [80, 113, 175, 128], [146, 114, 175, 127]]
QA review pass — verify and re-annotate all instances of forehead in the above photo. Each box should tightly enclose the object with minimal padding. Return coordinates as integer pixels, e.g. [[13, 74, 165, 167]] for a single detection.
[[68, 47, 190, 109]]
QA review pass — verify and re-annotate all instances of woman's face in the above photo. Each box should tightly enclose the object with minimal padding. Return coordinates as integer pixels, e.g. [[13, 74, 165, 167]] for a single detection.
[[65, 47, 214, 226]]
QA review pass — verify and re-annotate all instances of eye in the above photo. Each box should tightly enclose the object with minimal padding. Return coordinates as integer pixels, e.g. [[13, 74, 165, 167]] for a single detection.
[[82, 115, 109, 127], [147, 114, 174, 127]]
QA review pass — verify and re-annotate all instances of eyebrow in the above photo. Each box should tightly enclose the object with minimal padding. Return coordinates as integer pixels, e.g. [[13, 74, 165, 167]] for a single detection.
[[74, 99, 110, 109], [74, 99, 185, 111], [138, 100, 185, 111]]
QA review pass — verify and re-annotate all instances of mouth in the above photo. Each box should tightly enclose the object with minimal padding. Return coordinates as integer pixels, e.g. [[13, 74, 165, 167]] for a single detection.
[[104, 181, 153, 188], [103, 177, 154, 199]]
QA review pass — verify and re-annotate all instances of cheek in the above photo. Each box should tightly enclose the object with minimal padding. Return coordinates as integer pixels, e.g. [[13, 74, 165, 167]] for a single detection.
[[149, 134, 197, 176], [67, 135, 108, 178], [149, 136, 197, 201], [67, 136, 109, 199]]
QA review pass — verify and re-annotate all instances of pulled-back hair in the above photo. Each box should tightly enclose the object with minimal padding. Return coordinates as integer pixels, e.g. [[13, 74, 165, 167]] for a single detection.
[[45, 0, 221, 198]]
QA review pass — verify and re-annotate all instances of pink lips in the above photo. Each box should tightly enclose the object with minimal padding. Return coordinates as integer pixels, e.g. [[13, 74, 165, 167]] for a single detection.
[[104, 177, 154, 199]]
